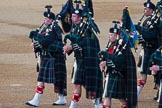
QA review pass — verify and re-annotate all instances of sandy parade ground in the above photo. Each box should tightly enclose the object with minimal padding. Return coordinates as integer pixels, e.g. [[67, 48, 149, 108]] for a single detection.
[[0, 0, 160, 108]]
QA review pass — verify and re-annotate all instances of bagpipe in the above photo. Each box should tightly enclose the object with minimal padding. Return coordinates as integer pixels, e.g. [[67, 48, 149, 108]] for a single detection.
[[119, 6, 138, 49], [77, 0, 100, 37], [143, 0, 162, 30], [137, 0, 162, 43], [63, 0, 100, 44], [98, 6, 138, 62], [149, 47, 162, 67], [29, 5, 64, 58], [29, 21, 47, 58], [98, 21, 124, 74], [98, 35, 126, 62], [29, 5, 63, 41], [44, 5, 63, 41], [56, 0, 94, 34], [29, 22, 46, 42], [58, 0, 74, 33]]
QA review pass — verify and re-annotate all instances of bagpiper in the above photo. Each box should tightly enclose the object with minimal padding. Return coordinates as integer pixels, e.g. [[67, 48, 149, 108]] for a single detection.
[[63, 0, 103, 108], [134, 0, 161, 98], [25, 5, 67, 107], [149, 45, 162, 108], [99, 21, 137, 108]]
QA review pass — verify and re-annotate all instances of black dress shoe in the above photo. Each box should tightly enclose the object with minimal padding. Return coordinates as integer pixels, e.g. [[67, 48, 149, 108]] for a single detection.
[[52, 102, 66, 105], [25, 102, 38, 107], [153, 90, 159, 100], [153, 96, 158, 100]]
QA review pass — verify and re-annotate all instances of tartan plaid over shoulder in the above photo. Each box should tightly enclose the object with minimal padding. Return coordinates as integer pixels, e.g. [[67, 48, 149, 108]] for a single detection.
[[37, 26, 67, 95], [125, 47, 137, 107], [79, 35, 103, 98], [46, 35, 67, 95], [105, 44, 137, 107]]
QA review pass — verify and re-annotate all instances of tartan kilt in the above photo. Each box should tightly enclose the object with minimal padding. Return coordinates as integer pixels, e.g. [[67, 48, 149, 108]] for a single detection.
[[140, 48, 156, 75], [37, 57, 55, 83], [54, 54, 67, 95], [71, 59, 84, 84], [103, 72, 126, 99], [153, 72, 161, 89], [159, 80, 162, 108], [72, 59, 103, 99]]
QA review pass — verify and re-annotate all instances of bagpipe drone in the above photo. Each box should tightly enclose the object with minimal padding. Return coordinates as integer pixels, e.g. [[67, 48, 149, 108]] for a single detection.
[[98, 6, 139, 62], [29, 5, 64, 58], [63, 0, 100, 44], [137, 0, 162, 44]]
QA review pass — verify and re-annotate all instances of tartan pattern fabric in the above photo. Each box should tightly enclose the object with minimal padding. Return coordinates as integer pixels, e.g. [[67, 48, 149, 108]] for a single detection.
[[47, 41, 64, 53], [138, 17, 160, 75], [48, 41, 67, 95], [140, 47, 156, 75], [136, 16, 160, 76], [38, 57, 55, 83], [54, 54, 67, 95], [103, 44, 137, 107], [38, 54, 67, 95], [103, 73, 126, 99], [36, 25, 67, 95], [72, 35, 103, 99], [72, 59, 84, 84], [125, 47, 137, 107], [83, 36, 103, 99], [159, 80, 162, 108], [141, 17, 159, 48], [149, 46, 162, 77], [149, 46, 162, 108]]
